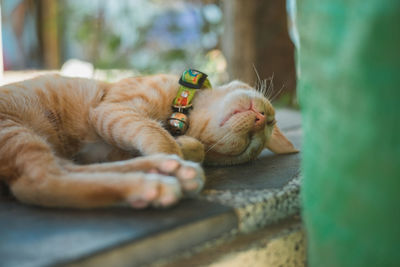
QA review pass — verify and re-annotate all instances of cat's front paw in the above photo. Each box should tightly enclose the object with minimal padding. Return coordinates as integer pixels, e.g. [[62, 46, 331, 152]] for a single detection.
[[126, 173, 182, 208], [176, 136, 205, 163], [147, 154, 205, 195]]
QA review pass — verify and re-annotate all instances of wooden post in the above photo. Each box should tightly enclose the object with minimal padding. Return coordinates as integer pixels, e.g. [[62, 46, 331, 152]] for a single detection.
[[222, 0, 257, 85], [222, 0, 296, 103], [39, 0, 60, 69]]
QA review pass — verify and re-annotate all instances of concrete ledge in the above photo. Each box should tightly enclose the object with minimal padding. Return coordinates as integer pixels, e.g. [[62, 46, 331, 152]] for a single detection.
[[203, 175, 301, 233]]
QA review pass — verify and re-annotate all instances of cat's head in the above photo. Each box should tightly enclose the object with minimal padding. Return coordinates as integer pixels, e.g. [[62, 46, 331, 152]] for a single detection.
[[187, 80, 298, 165]]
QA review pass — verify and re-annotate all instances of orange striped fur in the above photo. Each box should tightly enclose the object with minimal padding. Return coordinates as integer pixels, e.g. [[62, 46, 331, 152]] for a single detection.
[[0, 74, 297, 208]]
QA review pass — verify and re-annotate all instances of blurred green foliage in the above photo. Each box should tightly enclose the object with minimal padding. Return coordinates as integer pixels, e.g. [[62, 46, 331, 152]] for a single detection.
[[62, 0, 226, 81]]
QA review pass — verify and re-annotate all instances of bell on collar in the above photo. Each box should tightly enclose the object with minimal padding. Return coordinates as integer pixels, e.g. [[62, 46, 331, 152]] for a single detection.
[[167, 69, 211, 136], [167, 112, 189, 136]]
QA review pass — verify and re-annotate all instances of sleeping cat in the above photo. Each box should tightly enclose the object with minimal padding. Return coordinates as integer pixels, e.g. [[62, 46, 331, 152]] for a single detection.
[[0, 73, 297, 208]]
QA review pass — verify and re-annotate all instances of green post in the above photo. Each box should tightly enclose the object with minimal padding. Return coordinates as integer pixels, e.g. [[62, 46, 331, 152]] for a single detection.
[[297, 0, 400, 266]]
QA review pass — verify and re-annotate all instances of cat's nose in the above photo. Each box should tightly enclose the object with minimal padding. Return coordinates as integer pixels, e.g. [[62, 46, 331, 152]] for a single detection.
[[254, 111, 266, 130]]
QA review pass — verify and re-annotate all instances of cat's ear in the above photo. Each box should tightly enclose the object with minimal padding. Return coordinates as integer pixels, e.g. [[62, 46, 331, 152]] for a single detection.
[[265, 125, 299, 154]]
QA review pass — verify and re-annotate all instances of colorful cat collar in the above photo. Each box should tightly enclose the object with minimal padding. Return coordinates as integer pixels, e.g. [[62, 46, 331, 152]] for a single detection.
[[167, 69, 211, 136]]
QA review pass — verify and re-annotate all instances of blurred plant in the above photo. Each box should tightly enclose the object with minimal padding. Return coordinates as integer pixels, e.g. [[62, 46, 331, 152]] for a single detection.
[[62, 0, 226, 80]]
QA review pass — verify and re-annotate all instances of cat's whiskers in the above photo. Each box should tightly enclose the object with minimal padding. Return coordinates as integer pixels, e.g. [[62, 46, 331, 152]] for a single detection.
[[252, 64, 262, 93], [252, 65, 276, 102], [266, 74, 275, 100], [260, 79, 267, 96]]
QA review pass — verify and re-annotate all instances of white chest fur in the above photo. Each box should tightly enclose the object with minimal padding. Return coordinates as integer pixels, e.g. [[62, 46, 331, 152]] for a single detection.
[[74, 141, 114, 164]]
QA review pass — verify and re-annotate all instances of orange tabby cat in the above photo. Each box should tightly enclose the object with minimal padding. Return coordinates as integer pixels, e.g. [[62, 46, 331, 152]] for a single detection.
[[0, 74, 297, 208]]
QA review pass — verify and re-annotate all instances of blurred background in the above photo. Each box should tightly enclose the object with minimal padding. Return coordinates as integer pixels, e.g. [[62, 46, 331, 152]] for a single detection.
[[0, 0, 296, 106]]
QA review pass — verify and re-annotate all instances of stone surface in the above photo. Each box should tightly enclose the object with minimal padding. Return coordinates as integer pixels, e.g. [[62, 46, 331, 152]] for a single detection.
[[203, 176, 301, 233], [205, 149, 301, 191]]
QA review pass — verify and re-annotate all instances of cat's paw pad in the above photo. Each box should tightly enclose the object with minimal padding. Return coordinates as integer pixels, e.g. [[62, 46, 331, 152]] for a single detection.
[[127, 173, 181, 208], [175, 161, 205, 194], [149, 155, 205, 194]]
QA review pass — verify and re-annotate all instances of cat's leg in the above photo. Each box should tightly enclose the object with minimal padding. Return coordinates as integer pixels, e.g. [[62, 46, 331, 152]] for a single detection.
[[90, 104, 183, 157], [63, 154, 205, 194], [12, 171, 183, 208], [0, 120, 186, 208], [92, 135, 205, 163]]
